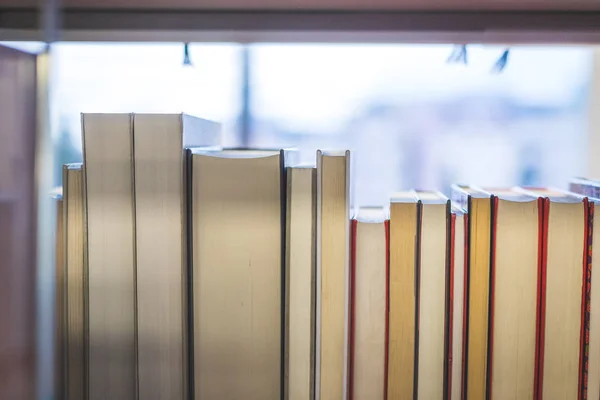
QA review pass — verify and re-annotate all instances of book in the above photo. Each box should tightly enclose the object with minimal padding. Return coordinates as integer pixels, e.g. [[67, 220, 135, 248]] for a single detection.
[[285, 166, 316, 400], [387, 191, 419, 399], [570, 180, 600, 400], [82, 113, 136, 399], [451, 185, 493, 400], [315, 150, 350, 400], [54, 194, 65, 400], [449, 207, 466, 400], [133, 114, 220, 400], [190, 149, 285, 399], [349, 207, 388, 400], [415, 191, 451, 400], [520, 188, 588, 399], [63, 163, 86, 400], [486, 189, 542, 399]]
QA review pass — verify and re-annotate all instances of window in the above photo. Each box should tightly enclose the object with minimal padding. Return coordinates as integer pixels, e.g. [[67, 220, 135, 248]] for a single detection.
[[8, 42, 590, 202], [250, 44, 592, 206]]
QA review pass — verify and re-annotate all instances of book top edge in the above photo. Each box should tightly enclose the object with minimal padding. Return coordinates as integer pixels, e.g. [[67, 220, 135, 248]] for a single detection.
[[191, 149, 281, 159], [288, 164, 316, 169], [318, 150, 349, 157], [415, 190, 448, 204], [451, 205, 465, 215], [514, 187, 585, 203], [354, 206, 388, 223], [390, 190, 418, 203]]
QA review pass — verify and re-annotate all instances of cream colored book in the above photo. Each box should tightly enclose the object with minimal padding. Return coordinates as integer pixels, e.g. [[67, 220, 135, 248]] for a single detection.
[[63, 163, 86, 400], [415, 191, 450, 400], [285, 166, 316, 400], [349, 207, 387, 400], [315, 150, 350, 400], [133, 114, 220, 400], [82, 113, 136, 400], [487, 189, 540, 400], [387, 191, 418, 399], [517, 188, 587, 399], [191, 149, 285, 399]]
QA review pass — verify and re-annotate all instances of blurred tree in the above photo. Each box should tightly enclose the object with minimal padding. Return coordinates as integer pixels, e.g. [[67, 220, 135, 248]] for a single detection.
[[53, 117, 82, 187]]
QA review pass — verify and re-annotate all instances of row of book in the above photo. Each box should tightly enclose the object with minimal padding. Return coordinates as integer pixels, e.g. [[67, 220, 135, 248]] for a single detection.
[[55, 112, 600, 400]]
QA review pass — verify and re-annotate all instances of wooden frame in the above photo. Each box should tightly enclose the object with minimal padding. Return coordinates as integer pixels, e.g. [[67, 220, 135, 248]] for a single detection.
[[2, 8, 600, 43]]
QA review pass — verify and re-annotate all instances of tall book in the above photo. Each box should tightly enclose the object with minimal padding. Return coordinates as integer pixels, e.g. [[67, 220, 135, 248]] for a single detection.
[[190, 149, 285, 399], [285, 166, 317, 400], [387, 191, 419, 399], [133, 114, 220, 400], [451, 185, 493, 400], [349, 207, 388, 400], [82, 113, 136, 399], [415, 191, 451, 400], [63, 164, 86, 400], [570, 179, 600, 400], [315, 150, 350, 400], [449, 207, 466, 400], [520, 188, 588, 399], [486, 189, 542, 399]]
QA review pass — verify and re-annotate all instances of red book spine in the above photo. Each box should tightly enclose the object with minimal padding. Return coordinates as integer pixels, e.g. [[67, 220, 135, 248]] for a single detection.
[[578, 199, 590, 400], [461, 214, 469, 400], [384, 220, 390, 400], [535, 198, 550, 399], [448, 214, 456, 400], [348, 219, 358, 400], [582, 202, 594, 400]]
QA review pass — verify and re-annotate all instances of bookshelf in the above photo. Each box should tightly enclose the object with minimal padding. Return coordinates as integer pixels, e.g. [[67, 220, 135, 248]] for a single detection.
[[2, 1, 600, 399]]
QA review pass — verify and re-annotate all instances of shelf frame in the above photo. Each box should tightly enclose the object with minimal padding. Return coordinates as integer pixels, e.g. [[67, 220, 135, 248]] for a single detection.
[[3, 8, 600, 43]]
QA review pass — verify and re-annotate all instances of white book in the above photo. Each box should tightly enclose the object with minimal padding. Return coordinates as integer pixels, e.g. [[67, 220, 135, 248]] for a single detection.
[[133, 113, 221, 400], [191, 149, 285, 399], [315, 150, 350, 400], [415, 191, 450, 400], [82, 113, 136, 400], [285, 166, 316, 400], [350, 207, 387, 400]]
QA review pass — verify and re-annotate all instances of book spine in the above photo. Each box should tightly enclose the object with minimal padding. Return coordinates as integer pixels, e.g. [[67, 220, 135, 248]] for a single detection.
[[461, 214, 469, 400], [280, 150, 287, 400], [384, 220, 390, 400], [414, 201, 423, 400], [535, 198, 550, 399], [486, 197, 499, 400], [584, 202, 594, 400], [448, 213, 456, 400], [347, 219, 358, 400], [579, 199, 591, 400]]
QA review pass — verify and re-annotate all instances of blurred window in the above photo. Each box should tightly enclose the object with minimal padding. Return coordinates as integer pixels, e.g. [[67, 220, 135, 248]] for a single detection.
[[4, 42, 590, 204], [249, 44, 592, 206]]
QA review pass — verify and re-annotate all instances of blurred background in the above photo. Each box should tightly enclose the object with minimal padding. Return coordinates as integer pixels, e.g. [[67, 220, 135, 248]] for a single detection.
[[3, 42, 592, 206]]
